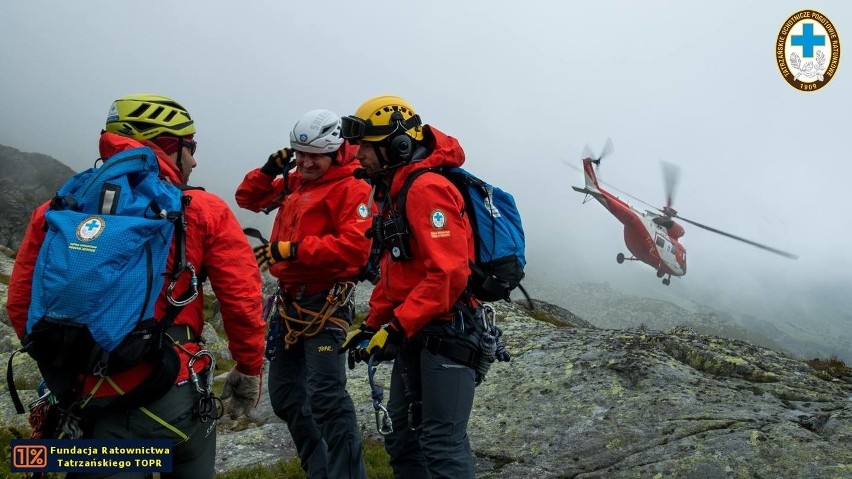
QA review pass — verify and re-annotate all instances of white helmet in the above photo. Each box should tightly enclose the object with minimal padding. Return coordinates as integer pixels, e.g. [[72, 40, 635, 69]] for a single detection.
[[289, 109, 344, 154]]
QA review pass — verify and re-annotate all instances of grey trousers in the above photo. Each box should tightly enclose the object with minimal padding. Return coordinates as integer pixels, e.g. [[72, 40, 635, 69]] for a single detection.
[[384, 344, 477, 479], [66, 381, 216, 479], [267, 303, 366, 479]]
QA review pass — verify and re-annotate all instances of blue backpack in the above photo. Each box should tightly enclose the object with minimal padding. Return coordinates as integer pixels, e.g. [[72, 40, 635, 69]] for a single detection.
[[17, 146, 194, 409], [396, 167, 528, 303]]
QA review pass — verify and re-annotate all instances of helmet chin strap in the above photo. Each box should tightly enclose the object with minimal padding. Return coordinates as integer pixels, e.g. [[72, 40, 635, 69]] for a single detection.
[[176, 137, 187, 184], [372, 143, 389, 170]]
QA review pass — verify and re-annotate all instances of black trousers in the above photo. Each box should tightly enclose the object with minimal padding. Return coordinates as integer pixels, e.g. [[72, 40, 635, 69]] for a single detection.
[[267, 293, 366, 479], [384, 340, 477, 479], [67, 381, 216, 479]]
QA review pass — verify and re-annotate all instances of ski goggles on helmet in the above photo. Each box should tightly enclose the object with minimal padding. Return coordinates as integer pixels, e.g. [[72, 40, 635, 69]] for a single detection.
[[341, 114, 422, 143]]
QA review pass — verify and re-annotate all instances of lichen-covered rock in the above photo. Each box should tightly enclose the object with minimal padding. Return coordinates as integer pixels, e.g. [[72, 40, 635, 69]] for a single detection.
[[1, 257, 850, 478], [468, 301, 852, 478]]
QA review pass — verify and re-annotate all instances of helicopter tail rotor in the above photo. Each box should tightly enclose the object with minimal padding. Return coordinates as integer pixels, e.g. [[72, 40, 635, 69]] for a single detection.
[[599, 137, 614, 163], [582, 137, 614, 169]]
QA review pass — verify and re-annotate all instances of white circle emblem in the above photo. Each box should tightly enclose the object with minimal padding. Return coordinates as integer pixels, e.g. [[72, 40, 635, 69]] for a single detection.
[[357, 203, 369, 219], [77, 216, 105, 242], [430, 209, 446, 229]]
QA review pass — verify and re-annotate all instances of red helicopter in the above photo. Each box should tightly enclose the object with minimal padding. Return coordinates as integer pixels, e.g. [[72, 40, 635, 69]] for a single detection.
[[569, 139, 797, 285]]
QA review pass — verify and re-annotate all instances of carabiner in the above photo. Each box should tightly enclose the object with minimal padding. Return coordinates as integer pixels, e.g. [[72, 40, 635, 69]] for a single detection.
[[408, 401, 422, 432], [368, 354, 393, 436], [334, 281, 357, 308], [167, 263, 199, 307], [187, 350, 216, 395], [374, 403, 393, 436]]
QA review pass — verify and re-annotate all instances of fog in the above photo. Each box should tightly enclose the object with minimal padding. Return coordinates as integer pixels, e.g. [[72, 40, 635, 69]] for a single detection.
[[2, 1, 850, 345]]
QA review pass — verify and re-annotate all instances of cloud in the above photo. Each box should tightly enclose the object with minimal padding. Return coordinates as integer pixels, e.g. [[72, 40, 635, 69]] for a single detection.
[[1, 1, 849, 340]]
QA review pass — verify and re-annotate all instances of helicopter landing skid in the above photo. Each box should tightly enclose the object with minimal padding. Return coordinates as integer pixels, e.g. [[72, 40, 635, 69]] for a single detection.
[[616, 253, 638, 264]]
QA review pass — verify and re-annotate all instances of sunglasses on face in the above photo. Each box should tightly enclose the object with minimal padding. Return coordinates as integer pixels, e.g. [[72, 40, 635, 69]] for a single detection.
[[180, 138, 197, 155]]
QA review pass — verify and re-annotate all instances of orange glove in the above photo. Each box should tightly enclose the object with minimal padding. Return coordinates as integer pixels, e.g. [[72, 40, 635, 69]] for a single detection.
[[254, 241, 297, 271]]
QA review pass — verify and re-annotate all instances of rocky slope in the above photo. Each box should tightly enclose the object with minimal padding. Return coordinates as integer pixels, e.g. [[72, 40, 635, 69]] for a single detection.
[[1, 242, 850, 478], [524, 276, 851, 364], [0, 144, 76, 249]]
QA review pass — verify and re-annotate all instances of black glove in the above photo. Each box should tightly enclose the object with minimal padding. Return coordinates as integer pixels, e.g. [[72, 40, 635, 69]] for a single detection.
[[364, 323, 404, 361], [261, 148, 293, 176], [495, 327, 511, 362], [254, 241, 297, 271]]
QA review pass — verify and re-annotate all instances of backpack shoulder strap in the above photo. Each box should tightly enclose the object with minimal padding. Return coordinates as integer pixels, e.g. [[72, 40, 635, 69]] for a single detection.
[[163, 183, 204, 309], [395, 167, 442, 220]]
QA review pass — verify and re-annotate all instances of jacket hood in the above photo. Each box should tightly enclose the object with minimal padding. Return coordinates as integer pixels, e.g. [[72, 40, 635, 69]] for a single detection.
[[99, 132, 184, 184], [389, 125, 465, 197]]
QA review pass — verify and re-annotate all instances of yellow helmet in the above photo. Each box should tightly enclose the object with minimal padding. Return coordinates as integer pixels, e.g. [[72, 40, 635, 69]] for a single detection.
[[105, 94, 195, 140], [341, 95, 423, 143]]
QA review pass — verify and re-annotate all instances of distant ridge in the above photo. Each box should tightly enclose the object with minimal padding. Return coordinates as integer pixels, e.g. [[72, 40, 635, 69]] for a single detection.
[[0, 144, 76, 249]]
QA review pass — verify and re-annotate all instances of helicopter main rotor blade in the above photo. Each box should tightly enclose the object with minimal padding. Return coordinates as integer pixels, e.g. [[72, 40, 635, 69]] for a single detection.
[[673, 214, 798, 259], [661, 160, 680, 209]]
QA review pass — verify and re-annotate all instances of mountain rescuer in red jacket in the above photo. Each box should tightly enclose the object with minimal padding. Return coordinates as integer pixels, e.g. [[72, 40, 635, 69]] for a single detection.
[[7, 94, 265, 479], [235, 109, 371, 479], [338, 95, 481, 478]]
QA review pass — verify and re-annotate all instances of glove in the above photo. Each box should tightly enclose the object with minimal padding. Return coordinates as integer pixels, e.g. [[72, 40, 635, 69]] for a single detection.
[[339, 323, 377, 369], [339, 323, 377, 354], [254, 241, 297, 271], [495, 327, 511, 362], [261, 148, 293, 176], [220, 368, 260, 420], [364, 323, 404, 361]]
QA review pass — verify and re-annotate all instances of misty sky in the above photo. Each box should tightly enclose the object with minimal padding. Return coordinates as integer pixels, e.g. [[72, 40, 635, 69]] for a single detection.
[[1, 1, 850, 337]]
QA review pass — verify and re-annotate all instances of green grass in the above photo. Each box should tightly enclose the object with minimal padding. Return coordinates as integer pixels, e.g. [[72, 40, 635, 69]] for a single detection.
[[215, 438, 392, 478], [216, 457, 305, 478]]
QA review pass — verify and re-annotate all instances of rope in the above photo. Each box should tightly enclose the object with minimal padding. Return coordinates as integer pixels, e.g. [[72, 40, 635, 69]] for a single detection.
[[277, 283, 353, 349]]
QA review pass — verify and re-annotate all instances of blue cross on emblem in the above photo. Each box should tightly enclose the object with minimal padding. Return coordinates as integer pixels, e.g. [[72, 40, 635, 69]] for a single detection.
[[792, 23, 825, 58], [432, 210, 445, 228], [84, 219, 100, 231]]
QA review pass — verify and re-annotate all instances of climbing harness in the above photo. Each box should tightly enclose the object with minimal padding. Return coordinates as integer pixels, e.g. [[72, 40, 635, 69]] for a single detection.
[[368, 354, 393, 436], [268, 282, 356, 355]]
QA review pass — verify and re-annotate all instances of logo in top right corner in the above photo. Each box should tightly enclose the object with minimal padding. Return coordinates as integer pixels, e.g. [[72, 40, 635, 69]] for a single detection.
[[777, 10, 841, 91]]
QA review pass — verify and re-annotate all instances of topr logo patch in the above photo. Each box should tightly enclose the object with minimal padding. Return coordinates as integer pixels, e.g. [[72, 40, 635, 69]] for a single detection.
[[76, 216, 105, 242], [776, 10, 841, 92], [430, 209, 446, 229], [357, 203, 370, 219]]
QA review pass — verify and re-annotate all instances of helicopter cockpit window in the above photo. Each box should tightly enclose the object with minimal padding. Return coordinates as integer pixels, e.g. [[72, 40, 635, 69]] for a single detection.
[[656, 237, 665, 248]]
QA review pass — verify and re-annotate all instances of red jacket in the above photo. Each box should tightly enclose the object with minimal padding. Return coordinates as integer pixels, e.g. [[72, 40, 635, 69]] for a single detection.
[[235, 142, 373, 290], [6, 132, 265, 397], [364, 126, 475, 337]]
